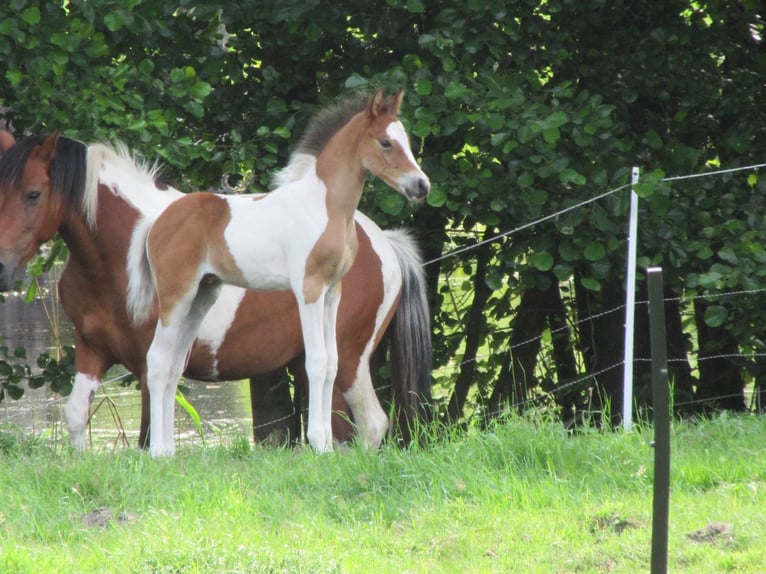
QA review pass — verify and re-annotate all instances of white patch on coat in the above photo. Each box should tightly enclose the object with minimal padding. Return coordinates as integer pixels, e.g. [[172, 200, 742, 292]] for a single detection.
[[222, 171, 329, 298]]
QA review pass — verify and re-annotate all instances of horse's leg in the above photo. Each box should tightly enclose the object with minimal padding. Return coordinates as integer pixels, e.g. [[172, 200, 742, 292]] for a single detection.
[[298, 295, 333, 453], [138, 375, 150, 449], [342, 359, 389, 449], [64, 333, 112, 451], [65, 372, 101, 451]]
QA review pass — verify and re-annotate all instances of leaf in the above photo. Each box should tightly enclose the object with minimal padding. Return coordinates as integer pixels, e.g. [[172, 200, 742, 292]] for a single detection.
[[485, 271, 504, 290], [21, 7, 41, 25], [542, 110, 569, 129], [583, 241, 606, 262], [6, 69, 23, 86], [380, 193, 405, 216], [698, 271, 723, 288], [427, 187, 447, 207], [703, 305, 728, 328], [415, 78, 432, 96], [633, 168, 666, 198], [530, 251, 554, 271], [517, 172, 535, 188], [176, 389, 203, 439], [104, 12, 126, 32], [344, 73, 368, 89], [6, 384, 24, 400], [406, 0, 425, 13], [445, 81, 468, 100], [543, 127, 560, 144], [581, 277, 601, 292]]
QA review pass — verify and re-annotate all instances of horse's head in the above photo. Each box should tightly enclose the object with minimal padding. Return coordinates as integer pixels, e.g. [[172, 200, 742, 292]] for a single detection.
[[361, 90, 430, 202], [0, 130, 64, 291]]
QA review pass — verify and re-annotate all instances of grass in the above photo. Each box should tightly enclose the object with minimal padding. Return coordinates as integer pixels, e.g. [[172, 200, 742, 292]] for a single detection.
[[0, 414, 764, 573]]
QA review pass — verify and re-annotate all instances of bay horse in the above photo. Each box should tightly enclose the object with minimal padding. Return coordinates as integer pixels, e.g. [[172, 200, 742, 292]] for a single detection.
[[127, 90, 430, 455], [0, 123, 432, 451]]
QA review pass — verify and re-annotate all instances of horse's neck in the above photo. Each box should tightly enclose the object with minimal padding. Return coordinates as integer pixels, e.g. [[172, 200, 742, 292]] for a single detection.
[[59, 185, 143, 289]]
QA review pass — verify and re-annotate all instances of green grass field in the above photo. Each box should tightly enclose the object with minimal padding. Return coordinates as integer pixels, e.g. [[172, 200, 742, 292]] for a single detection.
[[1, 414, 764, 573]]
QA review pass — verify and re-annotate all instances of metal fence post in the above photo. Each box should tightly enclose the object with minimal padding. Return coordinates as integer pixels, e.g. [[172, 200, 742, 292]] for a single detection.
[[647, 266, 670, 574]]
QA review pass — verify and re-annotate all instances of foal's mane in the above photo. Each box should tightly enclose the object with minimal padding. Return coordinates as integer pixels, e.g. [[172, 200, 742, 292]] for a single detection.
[[272, 90, 395, 188], [294, 92, 373, 157]]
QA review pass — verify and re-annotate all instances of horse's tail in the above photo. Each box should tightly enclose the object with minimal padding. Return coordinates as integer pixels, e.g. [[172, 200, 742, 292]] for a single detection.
[[126, 216, 156, 326], [384, 229, 433, 443]]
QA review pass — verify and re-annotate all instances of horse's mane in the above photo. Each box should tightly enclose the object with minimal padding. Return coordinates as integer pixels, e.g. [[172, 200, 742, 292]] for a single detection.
[[0, 133, 162, 229], [82, 141, 162, 228], [270, 91, 374, 189], [0, 134, 87, 220]]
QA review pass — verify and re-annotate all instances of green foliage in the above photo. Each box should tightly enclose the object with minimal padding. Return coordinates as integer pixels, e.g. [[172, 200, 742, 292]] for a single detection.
[[1, 0, 764, 418], [0, 344, 75, 403]]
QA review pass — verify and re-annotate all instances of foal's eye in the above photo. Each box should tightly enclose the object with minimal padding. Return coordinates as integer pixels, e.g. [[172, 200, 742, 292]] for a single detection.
[[26, 190, 42, 205], [378, 138, 393, 150]]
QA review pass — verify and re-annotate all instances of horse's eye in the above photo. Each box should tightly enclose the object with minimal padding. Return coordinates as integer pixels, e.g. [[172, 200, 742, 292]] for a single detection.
[[379, 139, 393, 150], [26, 190, 41, 205]]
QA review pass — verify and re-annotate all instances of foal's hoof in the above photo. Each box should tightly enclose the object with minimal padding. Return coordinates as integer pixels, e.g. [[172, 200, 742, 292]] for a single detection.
[[307, 436, 334, 454], [149, 445, 175, 458]]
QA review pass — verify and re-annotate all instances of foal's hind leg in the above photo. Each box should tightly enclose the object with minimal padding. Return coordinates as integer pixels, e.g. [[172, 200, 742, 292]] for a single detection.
[[147, 279, 222, 457]]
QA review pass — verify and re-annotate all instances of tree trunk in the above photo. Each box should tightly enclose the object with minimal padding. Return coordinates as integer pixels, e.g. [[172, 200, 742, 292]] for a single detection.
[[573, 275, 626, 426], [249, 368, 298, 445], [444, 246, 493, 423], [546, 282, 580, 423], [694, 301, 746, 411], [489, 285, 549, 416]]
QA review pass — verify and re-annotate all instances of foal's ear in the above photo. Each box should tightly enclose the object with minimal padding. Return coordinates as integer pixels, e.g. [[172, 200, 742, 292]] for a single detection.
[[0, 129, 15, 154], [35, 129, 61, 163], [368, 89, 386, 118], [391, 90, 404, 115], [367, 89, 404, 118]]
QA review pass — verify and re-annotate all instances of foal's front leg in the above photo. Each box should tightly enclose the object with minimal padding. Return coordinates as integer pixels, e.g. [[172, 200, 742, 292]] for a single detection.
[[299, 291, 337, 453]]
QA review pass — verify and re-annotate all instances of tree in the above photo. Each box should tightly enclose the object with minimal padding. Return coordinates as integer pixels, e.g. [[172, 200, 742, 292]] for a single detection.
[[1, 0, 764, 424]]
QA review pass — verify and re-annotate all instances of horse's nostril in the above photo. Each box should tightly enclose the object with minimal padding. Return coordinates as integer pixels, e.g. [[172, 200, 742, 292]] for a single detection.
[[419, 178, 430, 195]]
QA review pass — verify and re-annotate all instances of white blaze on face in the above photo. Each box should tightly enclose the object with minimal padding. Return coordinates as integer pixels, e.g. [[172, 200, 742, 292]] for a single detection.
[[386, 120, 421, 171]]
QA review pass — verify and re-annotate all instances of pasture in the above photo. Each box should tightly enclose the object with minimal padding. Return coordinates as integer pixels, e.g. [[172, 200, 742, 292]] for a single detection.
[[1, 414, 764, 573]]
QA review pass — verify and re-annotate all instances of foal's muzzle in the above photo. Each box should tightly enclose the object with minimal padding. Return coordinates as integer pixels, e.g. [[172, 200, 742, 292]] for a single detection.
[[404, 175, 431, 202]]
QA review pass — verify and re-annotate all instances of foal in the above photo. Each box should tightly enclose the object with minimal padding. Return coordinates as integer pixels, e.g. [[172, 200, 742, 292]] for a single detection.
[[128, 90, 430, 455]]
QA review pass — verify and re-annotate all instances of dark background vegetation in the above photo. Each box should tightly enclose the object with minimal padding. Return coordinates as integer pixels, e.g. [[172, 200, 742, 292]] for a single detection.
[[1, 0, 765, 426]]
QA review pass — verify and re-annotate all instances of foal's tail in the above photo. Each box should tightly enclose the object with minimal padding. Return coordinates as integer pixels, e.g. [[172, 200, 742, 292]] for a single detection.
[[126, 216, 157, 326], [384, 229, 434, 443]]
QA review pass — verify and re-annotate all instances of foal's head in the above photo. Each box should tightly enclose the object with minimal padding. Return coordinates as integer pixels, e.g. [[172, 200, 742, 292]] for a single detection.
[[295, 90, 430, 202], [358, 90, 430, 201], [0, 130, 85, 291]]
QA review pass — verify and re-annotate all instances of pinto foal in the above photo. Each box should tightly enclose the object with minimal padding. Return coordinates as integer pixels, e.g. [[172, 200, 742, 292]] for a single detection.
[[127, 90, 430, 455]]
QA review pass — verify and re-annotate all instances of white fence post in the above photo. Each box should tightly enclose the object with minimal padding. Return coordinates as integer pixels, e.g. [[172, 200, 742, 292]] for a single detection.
[[622, 167, 640, 430]]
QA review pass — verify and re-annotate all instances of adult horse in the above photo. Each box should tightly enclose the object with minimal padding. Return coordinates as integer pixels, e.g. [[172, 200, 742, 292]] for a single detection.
[[0, 124, 431, 451], [128, 90, 430, 455]]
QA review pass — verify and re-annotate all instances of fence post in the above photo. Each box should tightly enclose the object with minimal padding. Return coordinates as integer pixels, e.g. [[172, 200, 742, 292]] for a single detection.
[[647, 266, 670, 574], [622, 166, 640, 430]]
